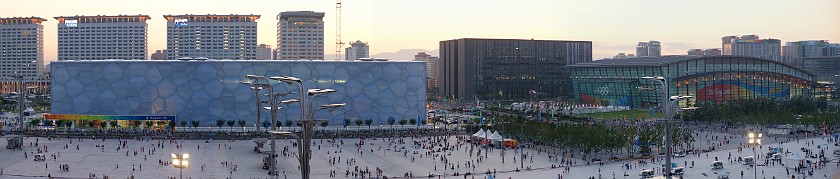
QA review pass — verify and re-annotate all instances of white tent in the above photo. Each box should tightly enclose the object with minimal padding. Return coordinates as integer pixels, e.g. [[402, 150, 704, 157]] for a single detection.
[[488, 131, 504, 141], [473, 129, 486, 138]]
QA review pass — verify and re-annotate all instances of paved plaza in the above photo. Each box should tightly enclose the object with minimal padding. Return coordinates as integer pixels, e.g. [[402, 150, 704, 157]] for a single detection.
[[0, 130, 838, 179]]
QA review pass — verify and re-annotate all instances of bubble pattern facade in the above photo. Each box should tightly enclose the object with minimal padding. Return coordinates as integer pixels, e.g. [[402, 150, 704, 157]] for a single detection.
[[50, 60, 427, 126]]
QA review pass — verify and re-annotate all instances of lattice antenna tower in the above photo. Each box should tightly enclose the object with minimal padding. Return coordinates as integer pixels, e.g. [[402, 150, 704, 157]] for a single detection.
[[335, 0, 344, 61]]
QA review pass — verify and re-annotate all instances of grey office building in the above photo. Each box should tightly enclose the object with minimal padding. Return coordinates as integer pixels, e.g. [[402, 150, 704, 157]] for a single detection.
[[276, 11, 325, 60], [636, 41, 661, 57], [0, 17, 49, 94], [802, 56, 840, 100], [165, 14, 260, 60], [55, 15, 149, 60], [438, 38, 592, 100], [783, 40, 840, 68], [732, 38, 782, 62]]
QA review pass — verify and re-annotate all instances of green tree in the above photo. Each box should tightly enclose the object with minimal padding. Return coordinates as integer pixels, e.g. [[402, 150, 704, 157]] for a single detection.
[[409, 118, 417, 126], [285, 120, 294, 127], [237, 120, 246, 128], [29, 119, 41, 127], [44, 120, 54, 127], [216, 119, 225, 129], [98, 121, 107, 128], [226, 120, 235, 129], [54, 120, 64, 128], [344, 119, 351, 127], [398, 119, 407, 126], [191, 121, 200, 128], [87, 120, 96, 128], [365, 119, 373, 130], [355, 119, 364, 127], [168, 121, 177, 129], [180, 121, 188, 127], [66, 121, 75, 128], [320, 121, 329, 131]]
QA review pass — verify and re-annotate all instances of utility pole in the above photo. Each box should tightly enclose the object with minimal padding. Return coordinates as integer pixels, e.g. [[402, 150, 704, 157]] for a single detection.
[[16, 75, 25, 132]]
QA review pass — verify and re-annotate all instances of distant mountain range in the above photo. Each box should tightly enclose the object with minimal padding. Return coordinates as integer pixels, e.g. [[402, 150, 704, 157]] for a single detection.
[[325, 49, 439, 61]]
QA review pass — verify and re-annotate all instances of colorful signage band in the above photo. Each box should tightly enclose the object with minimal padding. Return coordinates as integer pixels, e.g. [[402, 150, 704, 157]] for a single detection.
[[45, 114, 176, 121]]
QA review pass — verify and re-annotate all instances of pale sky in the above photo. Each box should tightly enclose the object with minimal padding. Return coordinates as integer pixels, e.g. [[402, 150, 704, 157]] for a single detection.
[[2, 0, 839, 62]]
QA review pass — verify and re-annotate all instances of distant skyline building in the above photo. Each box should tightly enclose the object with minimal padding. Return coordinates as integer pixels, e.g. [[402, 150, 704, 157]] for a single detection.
[[0, 17, 49, 93], [414, 52, 438, 89], [438, 38, 592, 100], [687, 49, 702, 56], [164, 14, 260, 60], [741, 35, 760, 40], [635, 41, 661, 57], [275, 11, 325, 60], [257, 44, 272, 60], [722, 36, 740, 55], [150, 50, 166, 60], [613, 53, 635, 59], [344, 40, 369, 61], [704, 48, 722, 56], [732, 38, 782, 62], [54, 15, 149, 60], [783, 40, 840, 67], [687, 48, 722, 56], [722, 35, 759, 55]]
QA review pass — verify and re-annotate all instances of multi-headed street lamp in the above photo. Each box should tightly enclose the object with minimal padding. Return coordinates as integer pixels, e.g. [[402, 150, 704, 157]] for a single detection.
[[270, 76, 344, 179], [641, 76, 697, 179], [748, 132, 762, 179], [242, 75, 344, 179], [242, 75, 282, 177], [238, 81, 264, 132], [171, 153, 190, 179]]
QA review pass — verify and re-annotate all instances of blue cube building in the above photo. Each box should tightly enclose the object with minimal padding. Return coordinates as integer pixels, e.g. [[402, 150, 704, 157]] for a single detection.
[[49, 60, 427, 126]]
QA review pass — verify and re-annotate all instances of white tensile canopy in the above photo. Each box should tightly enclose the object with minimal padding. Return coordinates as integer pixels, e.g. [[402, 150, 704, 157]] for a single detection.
[[488, 131, 504, 141], [473, 129, 487, 138]]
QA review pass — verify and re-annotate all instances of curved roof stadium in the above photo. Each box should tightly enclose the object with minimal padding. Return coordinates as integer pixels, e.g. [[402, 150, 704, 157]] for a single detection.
[[570, 55, 814, 76], [568, 55, 817, 108]]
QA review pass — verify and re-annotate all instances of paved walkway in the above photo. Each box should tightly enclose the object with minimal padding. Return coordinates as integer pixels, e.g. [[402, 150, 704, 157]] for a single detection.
[[0, 133, 837, 179]]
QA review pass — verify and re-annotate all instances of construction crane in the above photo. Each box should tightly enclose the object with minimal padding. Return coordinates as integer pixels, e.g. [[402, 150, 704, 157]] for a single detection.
[[335, 0, 344, 61]]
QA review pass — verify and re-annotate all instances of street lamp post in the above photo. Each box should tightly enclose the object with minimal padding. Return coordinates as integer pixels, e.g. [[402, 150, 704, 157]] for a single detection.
[[642, 76, 696, 179], [171, 153, 190, 179], [239, 81, 263, 134], [748, 132, 762, 179], [14, 75, 25, 132], [641, 76, 672, 178], [242, 75, 281, 177], [271, 76, 343, 179]]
